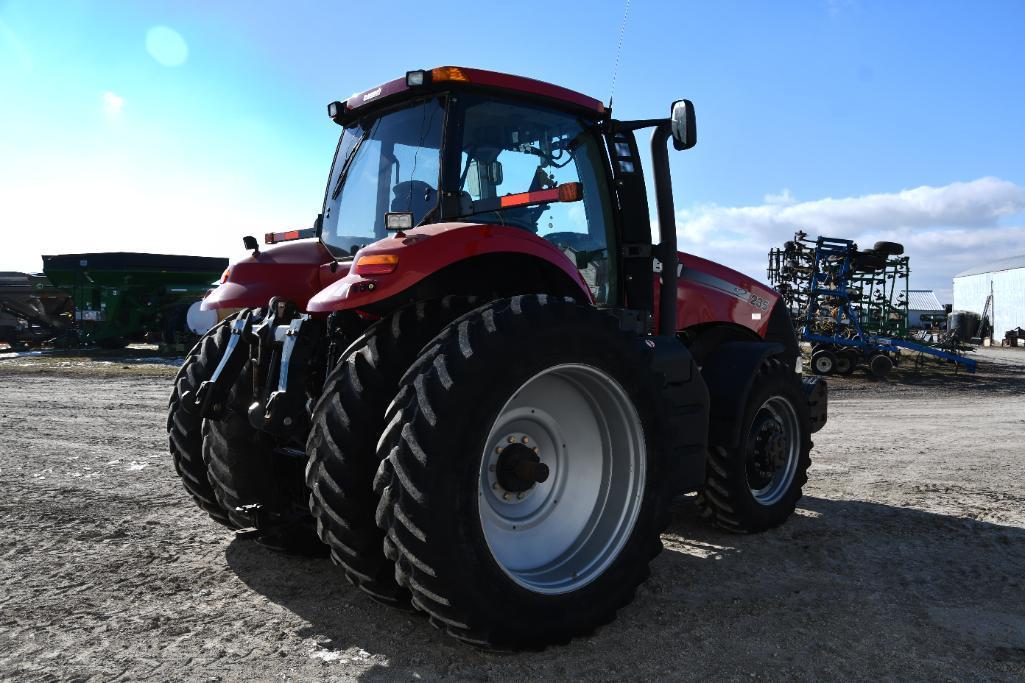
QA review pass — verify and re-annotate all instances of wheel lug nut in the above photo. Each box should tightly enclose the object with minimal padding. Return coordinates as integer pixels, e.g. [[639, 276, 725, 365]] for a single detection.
[[492, 482, 499, 490], [502, 493, 511, 501], [496, 446, 503, 454], [532, 447, 539, 454], [507, 436, 516, 444], [516, 492, 524, 500], [522, 436, 530, 444]]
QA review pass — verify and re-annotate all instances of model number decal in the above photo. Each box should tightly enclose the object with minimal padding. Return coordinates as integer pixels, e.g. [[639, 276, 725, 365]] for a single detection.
[[673, 267, 773, 312], [731, 285, 770, 312]]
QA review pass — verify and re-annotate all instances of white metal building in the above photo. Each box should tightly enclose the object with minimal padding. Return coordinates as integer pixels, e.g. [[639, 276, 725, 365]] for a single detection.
[[952, 255, 1025, 339], [906, 290, 944, 328]]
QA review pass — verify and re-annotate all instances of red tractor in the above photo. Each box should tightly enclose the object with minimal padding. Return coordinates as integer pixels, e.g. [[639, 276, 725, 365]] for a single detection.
[[169, 66, 827, 649]]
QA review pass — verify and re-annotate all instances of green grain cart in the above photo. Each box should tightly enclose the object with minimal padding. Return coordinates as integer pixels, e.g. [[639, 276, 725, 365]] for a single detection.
[[41, 252, 228, 349]]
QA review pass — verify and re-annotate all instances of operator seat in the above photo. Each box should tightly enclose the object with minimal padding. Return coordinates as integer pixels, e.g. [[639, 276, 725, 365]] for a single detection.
[[392, 180, 435, 226]]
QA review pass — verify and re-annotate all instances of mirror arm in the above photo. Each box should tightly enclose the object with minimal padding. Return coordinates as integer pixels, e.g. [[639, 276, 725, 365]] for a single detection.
[[611, 117, 670, 133]]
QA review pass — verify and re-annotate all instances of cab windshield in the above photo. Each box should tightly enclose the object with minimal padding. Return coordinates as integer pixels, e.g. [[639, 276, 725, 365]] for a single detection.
[[321, 98, 445, 256]]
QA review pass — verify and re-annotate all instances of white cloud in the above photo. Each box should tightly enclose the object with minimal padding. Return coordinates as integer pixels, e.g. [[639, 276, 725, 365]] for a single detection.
[[674, 177, 1025, 303]]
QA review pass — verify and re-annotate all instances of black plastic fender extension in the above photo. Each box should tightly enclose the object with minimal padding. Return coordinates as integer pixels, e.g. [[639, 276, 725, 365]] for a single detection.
[[646, 335, 710, 494], [699, 341, 787, 449], [802, 375, 828, 433]]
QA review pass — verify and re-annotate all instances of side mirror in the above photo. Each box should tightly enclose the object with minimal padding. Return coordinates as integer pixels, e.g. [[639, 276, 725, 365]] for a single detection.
[[242, 235, 259, 253], [670, 99, 697, 151]]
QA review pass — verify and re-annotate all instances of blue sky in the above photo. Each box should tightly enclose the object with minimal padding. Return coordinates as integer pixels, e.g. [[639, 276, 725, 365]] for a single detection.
[[2, 0, 1024, 300]]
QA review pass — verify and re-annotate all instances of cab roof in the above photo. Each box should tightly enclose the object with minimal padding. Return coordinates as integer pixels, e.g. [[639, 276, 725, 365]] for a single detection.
[[340, 66, 606, 118]]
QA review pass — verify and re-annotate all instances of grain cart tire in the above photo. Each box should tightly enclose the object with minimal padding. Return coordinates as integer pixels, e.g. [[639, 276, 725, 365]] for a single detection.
[[869, 353, 893, 377], [873, 241, 904, 256], [810, 349, 837, 375], [167, 314, 239, 528], [373, 295, 686, 649], [835, 350, 858, 375], [696, 357, 812, 533], [306, 296, 482, 607]]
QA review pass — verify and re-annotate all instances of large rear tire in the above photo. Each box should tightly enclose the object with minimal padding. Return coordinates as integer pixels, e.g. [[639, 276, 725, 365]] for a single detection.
[[373, 295, 683, 649], [305, 296, 481, 605], [167, 315, 238, 528], [696, 357, 811, 533]]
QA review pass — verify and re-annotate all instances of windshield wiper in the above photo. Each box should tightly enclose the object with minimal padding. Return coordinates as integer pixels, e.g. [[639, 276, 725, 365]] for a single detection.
[[331, 123, 377, 200]]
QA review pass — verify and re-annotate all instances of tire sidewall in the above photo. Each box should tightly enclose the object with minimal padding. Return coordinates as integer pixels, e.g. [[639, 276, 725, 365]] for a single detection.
[[416, 309, 669, 635], [727, 364, 811, 528]]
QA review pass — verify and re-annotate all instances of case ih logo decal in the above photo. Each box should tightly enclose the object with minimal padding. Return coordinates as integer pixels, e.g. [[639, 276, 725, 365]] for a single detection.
[[362, 87, 382, 102], [679, 268, 771, 312]]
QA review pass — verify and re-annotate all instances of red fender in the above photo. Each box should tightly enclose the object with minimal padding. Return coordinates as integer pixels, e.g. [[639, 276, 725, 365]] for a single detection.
[[307, 223, 593, 312], [201, 240, 346, 311], [656, 252, 780, 336]]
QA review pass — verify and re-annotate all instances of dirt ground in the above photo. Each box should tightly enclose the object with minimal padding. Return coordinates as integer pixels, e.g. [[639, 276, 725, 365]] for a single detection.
[[1, 345, 1023, 681]]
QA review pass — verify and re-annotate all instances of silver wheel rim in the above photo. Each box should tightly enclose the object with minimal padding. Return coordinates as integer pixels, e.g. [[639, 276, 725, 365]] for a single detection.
[[746, 396, 800, 505], [813, 355, 833, 374], [478, 363, 646, 595]]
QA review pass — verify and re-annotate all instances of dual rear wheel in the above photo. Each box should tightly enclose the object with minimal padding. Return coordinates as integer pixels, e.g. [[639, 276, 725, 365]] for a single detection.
[[308, 295, 810, 648]]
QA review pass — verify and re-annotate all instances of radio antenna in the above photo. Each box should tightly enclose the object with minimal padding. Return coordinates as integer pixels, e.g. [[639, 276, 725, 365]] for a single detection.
[[608, 0, 632, 111]]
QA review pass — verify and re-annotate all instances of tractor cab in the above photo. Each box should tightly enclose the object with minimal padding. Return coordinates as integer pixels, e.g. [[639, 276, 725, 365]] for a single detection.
[[320, 67, 618, 304]]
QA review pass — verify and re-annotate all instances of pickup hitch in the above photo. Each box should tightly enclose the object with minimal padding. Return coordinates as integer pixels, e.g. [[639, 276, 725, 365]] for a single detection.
[[182, 311, 253, 419]]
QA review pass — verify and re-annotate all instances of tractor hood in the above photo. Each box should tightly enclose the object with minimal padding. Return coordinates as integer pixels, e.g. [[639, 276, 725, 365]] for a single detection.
[[307, 222, 591, 313], [202, 240, 345, 311]]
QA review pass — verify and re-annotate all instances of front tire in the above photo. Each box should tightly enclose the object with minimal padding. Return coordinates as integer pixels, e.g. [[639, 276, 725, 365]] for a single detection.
[[203, 359, 323, 554], [696, 357, 811, 533], [167, 316, 238, 528], [373, 295, 679, 649], [305, 296, 481, 605]]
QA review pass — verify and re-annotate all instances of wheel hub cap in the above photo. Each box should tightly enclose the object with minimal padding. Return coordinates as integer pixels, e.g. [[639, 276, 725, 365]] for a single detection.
[[746, 396, 801, 506], [478, 364, 646, 595], [495, 441, 550, 493]]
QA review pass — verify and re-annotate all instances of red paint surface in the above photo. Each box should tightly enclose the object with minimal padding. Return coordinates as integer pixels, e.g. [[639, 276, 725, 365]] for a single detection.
[[344, 66, 605, 116], [653, 252, 780, 337], [307, 223, 593, 312], [203, 230, 779, 341], [201, 240, 342, 311]]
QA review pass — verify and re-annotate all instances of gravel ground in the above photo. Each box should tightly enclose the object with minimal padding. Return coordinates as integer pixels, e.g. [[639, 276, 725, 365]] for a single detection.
[[1, 346, 1023, 681]]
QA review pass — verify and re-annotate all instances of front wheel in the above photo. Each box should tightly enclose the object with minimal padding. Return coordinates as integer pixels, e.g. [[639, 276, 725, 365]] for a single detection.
[[373, 295, 681, 649], [697, 357, 811, 533]]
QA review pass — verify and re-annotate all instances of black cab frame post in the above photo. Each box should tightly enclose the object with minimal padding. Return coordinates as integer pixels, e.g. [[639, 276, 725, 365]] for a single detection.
[[650, 121, 678, 337]]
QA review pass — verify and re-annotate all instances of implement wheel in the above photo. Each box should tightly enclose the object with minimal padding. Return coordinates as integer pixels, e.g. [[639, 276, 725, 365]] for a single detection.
[[306, 296, 481, 606], [697, 357, 811, 532], [810, 349, 837, 375], [834, 350, 858, 375], [869, 353, 894, 377], [373, 295, 685, 649]]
